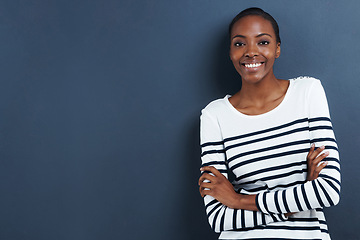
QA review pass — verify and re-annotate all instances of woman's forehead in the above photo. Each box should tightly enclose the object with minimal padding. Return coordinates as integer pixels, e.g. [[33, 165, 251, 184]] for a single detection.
[[231, 15, 275, 37]]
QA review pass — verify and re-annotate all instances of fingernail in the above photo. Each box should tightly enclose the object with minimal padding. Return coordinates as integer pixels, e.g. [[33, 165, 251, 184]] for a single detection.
[[311, 143, 315, 147], [200, 167, 204, 171], [325, 151, 329, 155], [320, 145, 325, 149]]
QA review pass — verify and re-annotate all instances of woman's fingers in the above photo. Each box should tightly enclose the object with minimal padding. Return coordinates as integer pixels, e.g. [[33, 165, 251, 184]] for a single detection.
[[199, 175, 216, 197], [309, 151, 329, 170], [308, 145, 325, 161], [198, 167, 220, 196], [307, 143, 315, 159], [198, 172, 216, 185], [200, 166, 223, 177], [199, 182, 212, 196], [314, 161, 328, 174], [308, 161, 328, 182], [313, 151, 329, 165], [306, 144, 329, 181], [199, 187, 211, 197]]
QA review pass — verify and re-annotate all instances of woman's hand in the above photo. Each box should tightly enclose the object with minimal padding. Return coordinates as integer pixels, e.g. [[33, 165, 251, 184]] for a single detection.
[[199, 166, 241, 209], [306, 144, 329, 181]]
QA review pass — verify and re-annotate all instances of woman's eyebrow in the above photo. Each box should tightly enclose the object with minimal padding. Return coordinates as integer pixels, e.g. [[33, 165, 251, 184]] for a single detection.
[[232, 34, 246, 40], [256, 33, 272, 38], [232, 33, 273, 40]]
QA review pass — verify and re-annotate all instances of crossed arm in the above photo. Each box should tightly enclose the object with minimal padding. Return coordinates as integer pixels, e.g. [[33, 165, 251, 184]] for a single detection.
[[198, 81, 340, 233], [199, 143, 329, 212]]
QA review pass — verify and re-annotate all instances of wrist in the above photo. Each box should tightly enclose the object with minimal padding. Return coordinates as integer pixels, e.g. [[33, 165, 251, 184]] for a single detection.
[[229, 193, 258, 211]]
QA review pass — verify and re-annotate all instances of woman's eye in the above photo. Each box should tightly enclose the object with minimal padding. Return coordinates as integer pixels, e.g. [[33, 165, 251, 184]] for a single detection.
[[259, 41, 270, 45], [234, 42, 245, 47]]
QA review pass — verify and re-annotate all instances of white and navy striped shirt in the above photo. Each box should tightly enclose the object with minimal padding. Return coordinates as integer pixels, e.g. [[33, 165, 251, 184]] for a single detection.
[[200, 77, 340, 239]]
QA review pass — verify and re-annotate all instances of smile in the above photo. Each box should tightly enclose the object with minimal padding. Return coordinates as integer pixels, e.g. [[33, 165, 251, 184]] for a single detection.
[[243, 62, 263, 68]]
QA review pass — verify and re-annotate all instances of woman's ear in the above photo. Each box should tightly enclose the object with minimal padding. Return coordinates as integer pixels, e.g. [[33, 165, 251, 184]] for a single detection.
[[275, 43, 281, 58]]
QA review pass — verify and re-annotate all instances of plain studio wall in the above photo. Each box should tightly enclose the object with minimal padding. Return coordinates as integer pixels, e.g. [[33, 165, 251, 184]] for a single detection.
[[0, 0, 358, 239]]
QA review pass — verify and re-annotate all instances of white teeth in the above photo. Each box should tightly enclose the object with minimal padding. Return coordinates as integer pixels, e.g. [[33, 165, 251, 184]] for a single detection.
[[245, 63, 262, 68]]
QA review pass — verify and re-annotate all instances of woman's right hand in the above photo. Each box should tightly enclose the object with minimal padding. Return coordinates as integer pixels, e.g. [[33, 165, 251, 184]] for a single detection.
[[287, 144, 329, 218], [306, 143, 329, 181]]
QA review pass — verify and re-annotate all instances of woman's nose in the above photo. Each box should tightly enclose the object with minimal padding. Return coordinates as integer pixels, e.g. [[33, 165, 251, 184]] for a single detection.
[[245, 44, 258, 57]]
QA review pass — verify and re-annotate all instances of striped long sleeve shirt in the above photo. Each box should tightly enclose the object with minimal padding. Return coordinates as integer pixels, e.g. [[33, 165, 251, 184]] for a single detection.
[[200, 77, 340, 239]]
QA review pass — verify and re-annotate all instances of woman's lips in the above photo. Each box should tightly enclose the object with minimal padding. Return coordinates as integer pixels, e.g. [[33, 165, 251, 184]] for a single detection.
[[241, 62, 264, 71], [242, 62, 264, 68]]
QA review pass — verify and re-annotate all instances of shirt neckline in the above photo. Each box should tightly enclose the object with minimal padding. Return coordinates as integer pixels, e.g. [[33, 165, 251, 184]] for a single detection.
[[224, 79, 294, 118]]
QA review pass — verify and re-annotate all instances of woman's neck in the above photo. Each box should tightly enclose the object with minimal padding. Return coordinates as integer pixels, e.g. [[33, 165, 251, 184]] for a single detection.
[[229, 75, 289, 115], [240, 76, 282, 102]]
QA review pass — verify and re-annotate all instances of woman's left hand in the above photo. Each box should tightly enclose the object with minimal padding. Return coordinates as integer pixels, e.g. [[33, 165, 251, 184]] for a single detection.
[[306, 144, 329, 181], [199, 166, 240, 208]]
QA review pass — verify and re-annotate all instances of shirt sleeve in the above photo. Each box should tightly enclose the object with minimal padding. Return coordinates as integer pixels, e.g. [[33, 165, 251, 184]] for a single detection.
[[256, 79, 341, 214], [200, 108, 287, 233]]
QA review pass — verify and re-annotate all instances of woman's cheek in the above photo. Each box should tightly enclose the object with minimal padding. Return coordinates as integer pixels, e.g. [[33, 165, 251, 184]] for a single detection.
[[230, 51, 241, 63]]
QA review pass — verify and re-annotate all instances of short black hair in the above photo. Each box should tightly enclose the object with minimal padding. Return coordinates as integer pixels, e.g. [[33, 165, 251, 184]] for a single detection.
[[229, 7, 281, 44]]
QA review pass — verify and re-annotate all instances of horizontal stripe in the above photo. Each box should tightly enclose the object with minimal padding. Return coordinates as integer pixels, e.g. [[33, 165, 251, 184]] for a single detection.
[[227, 139, 310, 163], [309, 126, 333, 131], [224, 118, 309, 143], [322, 157, 340, 164], [201, 169, 228, 175], [230, 148, 309, 171], [235, 160, 306, 182], [229, 223, 322, 232], [324, 165, 340, 172], [228, 238, 322, 240], [201, 140, 224, 148], [225, 127, 310, 152], [201, 149, 225, 157], [309, 117, 331, 123], [319, 220, 327, 225], [231, 237, 323, 240], [321, 228, 329, 233], [312, 137, 337, 144], [324, 146, 339, 151], [200, 161, 226, 168], [269, 180, 307, 191], [240, 180, 307, 193], [245, 169, 307, 184], [264, 225, 321, 231], [287, 217, 320, 222], [223, 117, 331, 144]]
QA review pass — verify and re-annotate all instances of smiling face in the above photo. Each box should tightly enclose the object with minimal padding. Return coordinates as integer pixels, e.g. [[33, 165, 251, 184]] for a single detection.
[[230, 15, 281, 84]]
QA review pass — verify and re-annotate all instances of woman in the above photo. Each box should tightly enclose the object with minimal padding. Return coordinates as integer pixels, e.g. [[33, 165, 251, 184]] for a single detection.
[[198, 7, 340, 239]]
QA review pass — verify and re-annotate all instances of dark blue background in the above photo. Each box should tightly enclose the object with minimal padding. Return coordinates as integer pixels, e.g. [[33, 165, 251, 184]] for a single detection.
[[0, 0, 358, 239]]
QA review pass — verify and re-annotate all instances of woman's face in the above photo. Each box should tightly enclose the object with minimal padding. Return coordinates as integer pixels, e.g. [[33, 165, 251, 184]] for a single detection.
[[230, 15, 280, 84]]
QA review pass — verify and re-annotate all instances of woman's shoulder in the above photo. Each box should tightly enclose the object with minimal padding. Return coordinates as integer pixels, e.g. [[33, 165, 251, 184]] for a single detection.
[[289, 76, 323, 93], [201, 95, 230, 115], [290, 76, 321, 86]]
